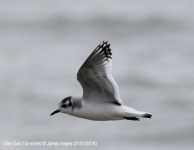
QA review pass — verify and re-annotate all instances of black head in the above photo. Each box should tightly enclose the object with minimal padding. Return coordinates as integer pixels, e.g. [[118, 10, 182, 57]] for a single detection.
[[60, 96, 72, 108], [50, 96, 72, 116]]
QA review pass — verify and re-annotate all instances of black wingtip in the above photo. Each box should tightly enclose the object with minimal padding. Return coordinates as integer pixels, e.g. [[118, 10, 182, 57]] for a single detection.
[[101, 41, 108, 45], [98, 41, 112, 60]]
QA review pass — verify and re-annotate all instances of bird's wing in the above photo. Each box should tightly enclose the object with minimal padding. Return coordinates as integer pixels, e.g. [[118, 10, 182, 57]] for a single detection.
[[77, 41, 122, 105]]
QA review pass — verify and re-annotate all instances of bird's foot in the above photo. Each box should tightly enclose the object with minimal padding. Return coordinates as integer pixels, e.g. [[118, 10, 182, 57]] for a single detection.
[[123, 117, 140, 121], [143, 113, 152, 119]]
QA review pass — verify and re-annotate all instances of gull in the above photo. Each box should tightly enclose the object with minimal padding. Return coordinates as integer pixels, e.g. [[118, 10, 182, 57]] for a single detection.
[[50, 41, 152, 121]]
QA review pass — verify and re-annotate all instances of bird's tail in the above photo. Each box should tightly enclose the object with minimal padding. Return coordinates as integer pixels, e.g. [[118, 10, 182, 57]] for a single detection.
[[122, 106, 152, 121]]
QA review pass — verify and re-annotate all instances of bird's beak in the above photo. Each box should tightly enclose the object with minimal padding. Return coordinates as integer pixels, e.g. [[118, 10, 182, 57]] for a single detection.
[[50, 110, 60, 116]]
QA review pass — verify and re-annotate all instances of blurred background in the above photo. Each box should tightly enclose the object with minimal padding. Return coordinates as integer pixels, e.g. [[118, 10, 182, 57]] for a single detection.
[[1, 0, 194, 150]]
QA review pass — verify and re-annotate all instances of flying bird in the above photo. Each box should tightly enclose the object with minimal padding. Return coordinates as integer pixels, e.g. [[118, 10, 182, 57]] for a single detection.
[[50, 41, 152, 121]]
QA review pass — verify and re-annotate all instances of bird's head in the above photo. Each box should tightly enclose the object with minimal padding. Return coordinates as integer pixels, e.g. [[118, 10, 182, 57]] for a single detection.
[[50, 96, 72, 116]]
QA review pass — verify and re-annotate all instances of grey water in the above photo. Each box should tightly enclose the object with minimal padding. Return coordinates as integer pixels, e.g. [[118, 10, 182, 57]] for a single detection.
[[1, 1, 194, 150]]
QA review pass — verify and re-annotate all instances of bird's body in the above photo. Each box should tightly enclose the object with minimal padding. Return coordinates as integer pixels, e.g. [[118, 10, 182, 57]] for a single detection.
[[51, 41, 152, 121], [62, 96, 147, 121]]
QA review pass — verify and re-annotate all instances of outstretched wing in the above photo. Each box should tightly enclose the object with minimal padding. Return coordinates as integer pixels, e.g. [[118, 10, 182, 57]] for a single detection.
[[77, 41, 122, 105]]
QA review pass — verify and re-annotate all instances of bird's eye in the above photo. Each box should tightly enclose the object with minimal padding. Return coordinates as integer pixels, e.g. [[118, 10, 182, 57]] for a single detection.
[[61, 104, 67, 108]]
